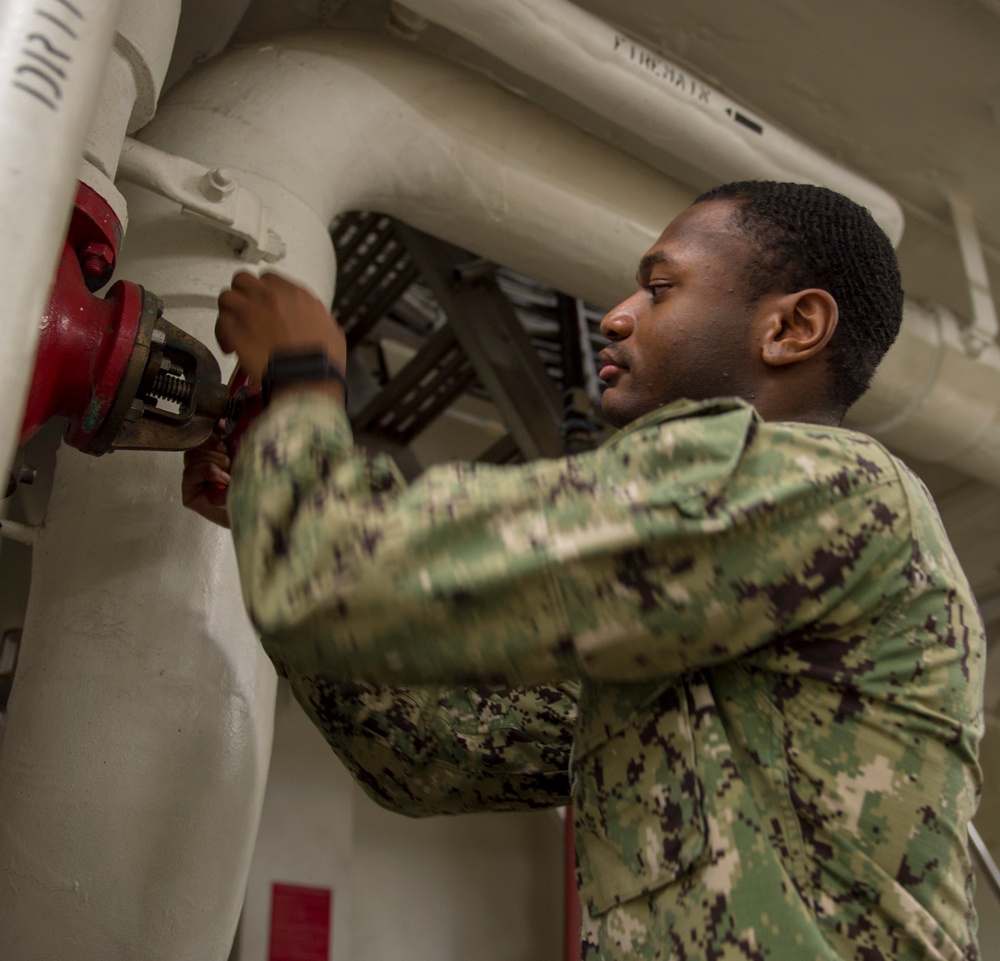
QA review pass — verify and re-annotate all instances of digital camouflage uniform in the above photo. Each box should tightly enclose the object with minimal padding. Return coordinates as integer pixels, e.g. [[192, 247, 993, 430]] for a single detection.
[[228, 393, 985, 961]]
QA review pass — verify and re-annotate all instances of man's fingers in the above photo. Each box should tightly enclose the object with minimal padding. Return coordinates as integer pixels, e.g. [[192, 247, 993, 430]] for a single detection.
[[215, 288, 246, 355], [230, 270, 261, 292], [182, 440, 232, 513], [216, 274, 261, 353]]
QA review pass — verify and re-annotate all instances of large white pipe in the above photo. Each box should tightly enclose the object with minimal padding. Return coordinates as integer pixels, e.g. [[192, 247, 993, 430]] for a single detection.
[[397, 0, 905, 246], [0, 0, 126, 480], [0, 177, 328, 961], [0, 2, 264, 959], [0, 444, 278, 961]]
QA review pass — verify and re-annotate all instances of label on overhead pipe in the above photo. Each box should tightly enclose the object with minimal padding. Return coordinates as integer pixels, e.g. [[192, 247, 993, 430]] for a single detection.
[[611, 33, 766, 138], [612, 34, 712, 105]]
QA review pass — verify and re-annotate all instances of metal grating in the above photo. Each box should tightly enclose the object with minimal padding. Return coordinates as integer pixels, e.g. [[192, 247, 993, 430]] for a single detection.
[[330, 211, 608, 463]]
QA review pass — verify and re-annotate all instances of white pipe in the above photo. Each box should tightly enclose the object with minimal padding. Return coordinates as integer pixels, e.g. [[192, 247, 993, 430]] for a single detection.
[[0, 444, 279, 961], [396, 0, 905, 246], [0, 0, 126, 481], [0, 144, 332, 961], [0, 52, 343, 957]]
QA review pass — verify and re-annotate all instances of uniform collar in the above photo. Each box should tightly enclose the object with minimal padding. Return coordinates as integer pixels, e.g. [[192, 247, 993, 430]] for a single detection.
[[614, 396, 760, 436]]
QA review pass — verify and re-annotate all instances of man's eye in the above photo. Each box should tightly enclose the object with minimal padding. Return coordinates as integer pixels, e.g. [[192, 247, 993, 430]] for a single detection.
[[646, 283, 671, 296]]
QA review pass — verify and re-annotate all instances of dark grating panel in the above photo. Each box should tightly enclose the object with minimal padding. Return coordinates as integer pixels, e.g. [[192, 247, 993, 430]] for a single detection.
[[330, 211, 607, 461], [332, 213, 420, 346]]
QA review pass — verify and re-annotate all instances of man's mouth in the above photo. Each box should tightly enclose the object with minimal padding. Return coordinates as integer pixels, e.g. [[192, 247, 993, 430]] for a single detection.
[[598, 349, 627, 382]]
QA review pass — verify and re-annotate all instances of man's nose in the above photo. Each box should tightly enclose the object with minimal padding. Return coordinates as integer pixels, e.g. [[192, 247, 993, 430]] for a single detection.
[[600, 297, 637, 341]]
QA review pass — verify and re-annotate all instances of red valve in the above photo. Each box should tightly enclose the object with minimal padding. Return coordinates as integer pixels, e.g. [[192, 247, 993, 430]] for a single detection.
[[19, 182, 230, 457], [20, 182, 147, 453]]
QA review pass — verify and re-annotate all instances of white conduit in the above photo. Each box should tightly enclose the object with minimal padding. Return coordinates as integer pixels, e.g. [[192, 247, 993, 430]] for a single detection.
[[128, 32, 695, 304], [0, 2, 264, 960], [396, 0, 905, 246], [0, 0, 126, 479]]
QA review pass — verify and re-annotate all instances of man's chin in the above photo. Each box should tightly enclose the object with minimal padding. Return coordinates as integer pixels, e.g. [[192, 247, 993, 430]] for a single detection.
[[599, 390, 634, 429]]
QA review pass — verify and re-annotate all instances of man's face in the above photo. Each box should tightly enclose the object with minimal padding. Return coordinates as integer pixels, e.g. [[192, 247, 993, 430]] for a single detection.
[[598, 199, 770, 428]]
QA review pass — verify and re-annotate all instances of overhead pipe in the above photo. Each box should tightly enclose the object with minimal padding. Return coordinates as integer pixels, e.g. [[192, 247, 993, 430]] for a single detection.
[[395, 0, 905, 246], [119, 31, 697, 304], [0, 0, 126, 480]]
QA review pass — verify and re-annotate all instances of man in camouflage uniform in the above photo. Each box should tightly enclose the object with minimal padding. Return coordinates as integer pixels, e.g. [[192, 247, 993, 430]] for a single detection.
[[187, 182, 985, 959]]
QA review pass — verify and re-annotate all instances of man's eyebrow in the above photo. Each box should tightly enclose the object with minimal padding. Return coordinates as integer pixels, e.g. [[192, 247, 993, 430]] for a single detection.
[[636, 250, 675, 281]]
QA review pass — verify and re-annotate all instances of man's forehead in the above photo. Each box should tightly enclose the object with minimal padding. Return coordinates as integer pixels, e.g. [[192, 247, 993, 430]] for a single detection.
[[639, 200, 748, 271]]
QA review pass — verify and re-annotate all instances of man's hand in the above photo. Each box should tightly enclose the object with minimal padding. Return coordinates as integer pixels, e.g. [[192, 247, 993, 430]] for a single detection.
[[215, 271, 347, 386], [182, 432, 232, 529]]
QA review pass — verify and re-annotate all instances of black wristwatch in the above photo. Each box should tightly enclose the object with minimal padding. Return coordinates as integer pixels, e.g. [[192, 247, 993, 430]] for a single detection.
[[260, 350, 347, 406]]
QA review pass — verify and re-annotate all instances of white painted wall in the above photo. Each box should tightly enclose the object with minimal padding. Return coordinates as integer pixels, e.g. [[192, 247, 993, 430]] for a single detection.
[[239, 681, 563, 961]]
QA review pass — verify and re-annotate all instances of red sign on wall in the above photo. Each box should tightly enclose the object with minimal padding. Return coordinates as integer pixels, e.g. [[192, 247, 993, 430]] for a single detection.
[[267, 882, 333, 961]]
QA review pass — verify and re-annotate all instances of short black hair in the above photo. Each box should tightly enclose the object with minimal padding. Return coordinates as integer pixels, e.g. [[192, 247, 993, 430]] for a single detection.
[[692, 180, 904, 411]]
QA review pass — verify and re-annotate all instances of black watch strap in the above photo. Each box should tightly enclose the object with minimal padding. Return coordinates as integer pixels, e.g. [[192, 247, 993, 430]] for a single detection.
[[261, 350, 347, 406]]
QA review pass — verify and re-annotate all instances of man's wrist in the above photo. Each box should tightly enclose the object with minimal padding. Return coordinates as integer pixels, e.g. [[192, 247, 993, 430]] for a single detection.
[[261, 350, 348, 406]]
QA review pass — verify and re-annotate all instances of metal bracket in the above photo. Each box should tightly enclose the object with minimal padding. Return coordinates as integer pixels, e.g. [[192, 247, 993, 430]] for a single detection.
[[117, 138, 286, 263]]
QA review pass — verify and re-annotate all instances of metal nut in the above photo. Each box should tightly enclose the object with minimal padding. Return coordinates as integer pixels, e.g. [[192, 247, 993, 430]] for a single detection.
[[201, 167, 237, 202], [77, 241, 115, 283]]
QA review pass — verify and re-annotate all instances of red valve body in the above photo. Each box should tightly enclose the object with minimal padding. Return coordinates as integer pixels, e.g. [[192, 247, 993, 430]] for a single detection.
[[20, 182, 146, 452]]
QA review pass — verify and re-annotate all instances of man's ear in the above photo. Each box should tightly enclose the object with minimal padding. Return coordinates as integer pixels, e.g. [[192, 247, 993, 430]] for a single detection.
[[760, 289, 839, 367]]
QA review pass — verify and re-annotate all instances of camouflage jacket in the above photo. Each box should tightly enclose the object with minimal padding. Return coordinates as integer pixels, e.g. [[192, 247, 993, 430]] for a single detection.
[[229, 394, 985, 961]]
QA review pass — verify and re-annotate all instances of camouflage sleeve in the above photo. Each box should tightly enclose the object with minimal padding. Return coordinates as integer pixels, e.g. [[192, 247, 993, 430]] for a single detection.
[[234, 414, 575, 815], [284, 676, 577, 815], [228, 393, 911, 687]]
